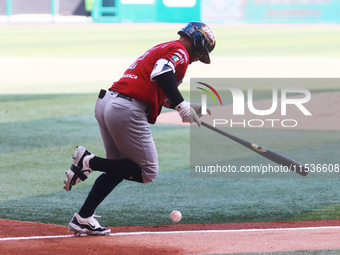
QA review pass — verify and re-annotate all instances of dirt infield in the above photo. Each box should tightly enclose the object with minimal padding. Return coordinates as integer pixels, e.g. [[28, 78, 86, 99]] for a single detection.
[[1, 218, 340, 254]]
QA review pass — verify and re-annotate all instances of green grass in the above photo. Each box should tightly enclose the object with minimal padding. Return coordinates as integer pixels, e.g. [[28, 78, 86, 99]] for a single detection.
[[0, 94, 95, 124], [1, 92, 340, 226], [213, 26, 340, 57], [1, 169, 340, 226], [0, 25, 340, 57], [228, 250, 340, 255], [292, 204, 340, 221]]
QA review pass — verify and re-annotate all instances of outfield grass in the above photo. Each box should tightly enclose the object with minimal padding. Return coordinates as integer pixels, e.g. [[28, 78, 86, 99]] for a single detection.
[[1, 24, 340, 57], [0, 24, 340, 227]]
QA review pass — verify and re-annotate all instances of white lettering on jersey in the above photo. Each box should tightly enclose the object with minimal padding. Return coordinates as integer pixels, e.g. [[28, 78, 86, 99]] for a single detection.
[[178, 49, 188, 63], [122, 74, 138, 79]]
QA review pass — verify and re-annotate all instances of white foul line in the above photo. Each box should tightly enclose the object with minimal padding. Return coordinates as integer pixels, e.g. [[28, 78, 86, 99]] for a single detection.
[[1, 226, 340, 241]]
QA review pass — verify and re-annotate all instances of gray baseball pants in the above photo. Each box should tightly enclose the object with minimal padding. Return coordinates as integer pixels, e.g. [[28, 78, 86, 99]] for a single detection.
[[94, 90, 158, 183]]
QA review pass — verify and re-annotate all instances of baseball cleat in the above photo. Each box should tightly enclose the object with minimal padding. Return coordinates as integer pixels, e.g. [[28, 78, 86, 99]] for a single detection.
[[68, 213, 111, 236], [63, 146, 94, 192]]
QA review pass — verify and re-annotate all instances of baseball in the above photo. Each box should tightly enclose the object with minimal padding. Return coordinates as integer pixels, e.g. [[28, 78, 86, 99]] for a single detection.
[[170, 210, 182, 222]]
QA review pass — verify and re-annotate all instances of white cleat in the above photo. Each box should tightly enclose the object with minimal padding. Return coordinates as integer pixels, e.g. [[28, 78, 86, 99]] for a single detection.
[[68, 213, 111, 236], [63, 146, 94, 191]]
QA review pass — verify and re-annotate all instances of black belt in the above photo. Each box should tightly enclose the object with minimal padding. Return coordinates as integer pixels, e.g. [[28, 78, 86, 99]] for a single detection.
[[98, 89, 149, 115], [117, 93, 132, 101], [98, 89, 132, 101]]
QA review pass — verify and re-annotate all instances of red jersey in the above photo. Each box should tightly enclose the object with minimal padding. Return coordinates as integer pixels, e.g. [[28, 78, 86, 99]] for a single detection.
[[109, 40, 189, 124]]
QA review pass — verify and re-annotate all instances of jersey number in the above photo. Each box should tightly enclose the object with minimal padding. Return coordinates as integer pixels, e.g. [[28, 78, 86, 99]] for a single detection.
[[128, 52, 149, 70]]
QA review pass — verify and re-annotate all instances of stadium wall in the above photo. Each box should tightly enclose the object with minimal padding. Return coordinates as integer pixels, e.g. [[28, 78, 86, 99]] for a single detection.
[[1, 0, 340, 23]]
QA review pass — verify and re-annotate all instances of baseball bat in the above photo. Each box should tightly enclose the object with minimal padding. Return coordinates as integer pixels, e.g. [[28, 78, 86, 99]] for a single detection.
[[201, 121, 309, 176]]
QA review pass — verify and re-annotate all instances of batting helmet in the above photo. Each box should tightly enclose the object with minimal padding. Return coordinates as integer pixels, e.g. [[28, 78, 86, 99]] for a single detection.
[[178, 22, 216, 64]]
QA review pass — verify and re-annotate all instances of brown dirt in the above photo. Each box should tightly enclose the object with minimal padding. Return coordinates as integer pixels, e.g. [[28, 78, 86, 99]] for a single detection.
[[1, 219, 340, 254]]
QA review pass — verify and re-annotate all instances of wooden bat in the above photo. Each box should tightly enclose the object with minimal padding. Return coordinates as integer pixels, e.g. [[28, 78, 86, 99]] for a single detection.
[[201, 121, 309, 176]]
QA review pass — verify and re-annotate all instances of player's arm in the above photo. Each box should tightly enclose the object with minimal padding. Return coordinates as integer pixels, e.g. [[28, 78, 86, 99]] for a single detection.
[[151, 59, 202, 126], [151, 59, 183, 109]]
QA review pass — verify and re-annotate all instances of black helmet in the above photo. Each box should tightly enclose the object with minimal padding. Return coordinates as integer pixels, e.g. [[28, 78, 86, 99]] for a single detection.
[[178, 21, 216, 64]]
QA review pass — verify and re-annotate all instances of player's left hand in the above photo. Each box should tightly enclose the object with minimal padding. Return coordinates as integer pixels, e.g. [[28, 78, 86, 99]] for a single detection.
[[190, 103, 211, 118]]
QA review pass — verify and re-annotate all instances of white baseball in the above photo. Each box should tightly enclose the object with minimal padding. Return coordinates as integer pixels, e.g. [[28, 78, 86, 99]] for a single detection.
[[170, 210, 182, 222]]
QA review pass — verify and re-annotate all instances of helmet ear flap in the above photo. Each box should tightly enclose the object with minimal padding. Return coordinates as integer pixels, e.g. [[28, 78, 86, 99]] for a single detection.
[[198, 38, 210, 64], [193, 32, 210, 64]]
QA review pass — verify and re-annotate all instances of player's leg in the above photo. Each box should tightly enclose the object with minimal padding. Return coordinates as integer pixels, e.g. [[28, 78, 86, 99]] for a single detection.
[[81, 91, 158, 183], [78, 172, 123, 217], [66, 92, 158, 235], [75, 97, 127, 218], [96, 93, 158, 184], [71, 94, 158, 219], [63, 93, 120, 192], [67, 152, 146, 222], [92, 91, 151, 182], [67, 92, 124, 235], [68, 172, 123, 235], [65, 91, 157, 189], [67, 154, 123, 235]]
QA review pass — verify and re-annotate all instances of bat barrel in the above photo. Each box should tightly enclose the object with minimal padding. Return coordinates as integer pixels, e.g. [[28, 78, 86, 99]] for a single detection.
[[201, 121, 309, 177]]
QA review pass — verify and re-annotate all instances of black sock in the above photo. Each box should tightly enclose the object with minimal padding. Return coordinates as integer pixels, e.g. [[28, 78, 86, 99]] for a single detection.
[[78, 173, 123, 218], [89, 156, 143, 183]]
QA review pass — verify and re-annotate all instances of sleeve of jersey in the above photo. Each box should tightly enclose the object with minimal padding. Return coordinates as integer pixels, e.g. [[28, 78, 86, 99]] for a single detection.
[[150, 45, 187, 80], [150, 59, 175, 81]]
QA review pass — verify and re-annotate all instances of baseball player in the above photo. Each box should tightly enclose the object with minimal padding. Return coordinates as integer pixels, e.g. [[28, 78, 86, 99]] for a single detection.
[[63, 21, 216, 235]]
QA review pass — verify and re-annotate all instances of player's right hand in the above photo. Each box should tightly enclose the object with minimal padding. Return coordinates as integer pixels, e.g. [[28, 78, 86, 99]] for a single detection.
[[190, 103, 211, 118], [175, 101, 201, 127]]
